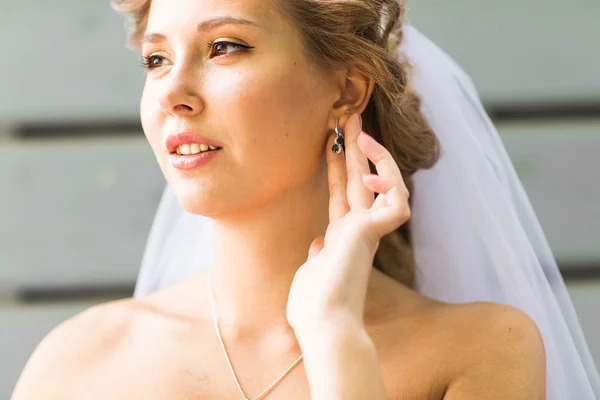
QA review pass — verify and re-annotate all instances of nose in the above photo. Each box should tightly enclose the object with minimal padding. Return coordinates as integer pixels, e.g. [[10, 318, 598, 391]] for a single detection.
[[158, 69, 204, 118]]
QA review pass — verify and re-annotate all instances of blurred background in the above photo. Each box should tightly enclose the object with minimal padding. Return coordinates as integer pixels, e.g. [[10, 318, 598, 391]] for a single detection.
[[1, 0, 599, 397]]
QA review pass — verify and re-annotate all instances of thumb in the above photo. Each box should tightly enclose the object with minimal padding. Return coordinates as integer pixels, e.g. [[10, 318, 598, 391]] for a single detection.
[[308, 235, 325, 259]]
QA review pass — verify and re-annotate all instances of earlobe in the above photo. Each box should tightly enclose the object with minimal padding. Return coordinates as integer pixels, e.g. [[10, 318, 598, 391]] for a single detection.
[[327, 108, 352, 133]]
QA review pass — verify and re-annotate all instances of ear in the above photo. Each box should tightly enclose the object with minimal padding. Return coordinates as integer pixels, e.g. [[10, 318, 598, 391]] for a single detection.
[[329, 68, 375, 131]]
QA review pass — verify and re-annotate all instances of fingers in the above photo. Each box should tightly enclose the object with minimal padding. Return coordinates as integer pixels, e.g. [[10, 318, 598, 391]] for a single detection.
[[344, 114, 374, 209], [357, 132, 411, 236], [326, 130, 349, 221], [361, 173, 394, 195], [308, 235, 325, 258], [356, 132, 404, 190]]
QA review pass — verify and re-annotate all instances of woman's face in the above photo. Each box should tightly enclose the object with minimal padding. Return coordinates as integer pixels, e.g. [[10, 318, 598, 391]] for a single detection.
[[141, 0, 341, 217]]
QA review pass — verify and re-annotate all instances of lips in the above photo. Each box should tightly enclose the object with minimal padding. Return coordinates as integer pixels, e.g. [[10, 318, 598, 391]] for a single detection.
[[170, 149, 220, 170], [165, 132, 223, 154]]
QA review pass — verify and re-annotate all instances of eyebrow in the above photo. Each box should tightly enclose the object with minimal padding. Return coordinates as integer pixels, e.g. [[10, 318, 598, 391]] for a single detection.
[[142, 32, 167, 45], [142, 17, 262, 45], [197, 16, 262, 33]]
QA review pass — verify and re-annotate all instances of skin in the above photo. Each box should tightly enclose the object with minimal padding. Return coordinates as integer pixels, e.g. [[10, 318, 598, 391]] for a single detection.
[[11, 0, 546, 398]]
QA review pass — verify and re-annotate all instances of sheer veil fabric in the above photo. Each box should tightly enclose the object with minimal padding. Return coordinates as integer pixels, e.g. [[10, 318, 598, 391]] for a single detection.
[[133, 25, 600, 398]]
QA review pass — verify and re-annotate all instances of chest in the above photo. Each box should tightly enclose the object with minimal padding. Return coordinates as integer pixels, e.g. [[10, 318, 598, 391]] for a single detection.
[[74, 341, 449, 400], [73, 315, 452, 400]]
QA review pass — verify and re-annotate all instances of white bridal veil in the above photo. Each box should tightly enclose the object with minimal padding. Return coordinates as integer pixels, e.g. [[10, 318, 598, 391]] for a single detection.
[[133, 25, 600, 398]]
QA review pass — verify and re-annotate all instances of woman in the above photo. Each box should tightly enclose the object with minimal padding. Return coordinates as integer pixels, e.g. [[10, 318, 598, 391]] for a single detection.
[[12, 0, 600, 399]]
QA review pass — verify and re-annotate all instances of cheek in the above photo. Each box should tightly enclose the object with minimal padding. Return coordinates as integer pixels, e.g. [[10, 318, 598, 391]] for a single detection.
[[206, 60, 331, 149], [140, 85, 156, 138], [140, 86, 163, 149], [140, 85, 171, 177], [206, 61, 332, 192]]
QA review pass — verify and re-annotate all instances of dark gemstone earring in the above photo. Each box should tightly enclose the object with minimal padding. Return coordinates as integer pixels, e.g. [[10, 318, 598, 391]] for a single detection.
[[332, 117, 345, 154]]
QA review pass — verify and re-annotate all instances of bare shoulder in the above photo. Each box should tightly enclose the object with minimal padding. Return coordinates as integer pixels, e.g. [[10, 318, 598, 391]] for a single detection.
[[439, 302, 546, 399], [437, 301, 544, 344], [10, 278, 209, 400], [11, 298, 137, 400]]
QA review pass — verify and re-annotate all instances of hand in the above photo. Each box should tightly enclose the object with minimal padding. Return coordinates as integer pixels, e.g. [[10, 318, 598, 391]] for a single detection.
[[286, 113, 411, 338]]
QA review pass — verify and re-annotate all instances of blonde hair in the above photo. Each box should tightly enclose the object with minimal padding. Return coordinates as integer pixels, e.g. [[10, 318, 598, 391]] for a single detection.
[[113, 0, 440, 288]]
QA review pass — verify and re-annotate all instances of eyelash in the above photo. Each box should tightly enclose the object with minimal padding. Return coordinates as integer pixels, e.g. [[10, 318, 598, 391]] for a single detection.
[[140, 41, 254, 70]]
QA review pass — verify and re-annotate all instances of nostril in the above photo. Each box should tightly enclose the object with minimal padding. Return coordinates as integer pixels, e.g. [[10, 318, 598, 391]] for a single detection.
[[174, 104, 194, 112]]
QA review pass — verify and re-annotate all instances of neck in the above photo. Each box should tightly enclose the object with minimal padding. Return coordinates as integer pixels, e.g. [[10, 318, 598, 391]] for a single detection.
[[207, 170, 330, 340]]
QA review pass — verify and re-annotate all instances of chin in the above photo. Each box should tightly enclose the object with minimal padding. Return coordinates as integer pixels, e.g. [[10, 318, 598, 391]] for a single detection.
[[169, 179, 223, 217]]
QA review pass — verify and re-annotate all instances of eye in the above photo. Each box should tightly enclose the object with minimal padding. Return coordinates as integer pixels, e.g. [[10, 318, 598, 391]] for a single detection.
[[208, 40, 253, 58], [141, 54, 167, 70]]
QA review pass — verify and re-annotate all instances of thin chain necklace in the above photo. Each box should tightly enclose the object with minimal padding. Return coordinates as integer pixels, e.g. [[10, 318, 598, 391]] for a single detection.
[[208, 275, 304, 400]]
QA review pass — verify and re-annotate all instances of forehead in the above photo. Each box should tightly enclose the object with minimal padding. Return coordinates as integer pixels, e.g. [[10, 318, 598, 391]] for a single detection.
[[146, 0, 280, 31]]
